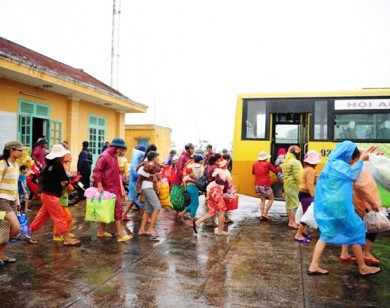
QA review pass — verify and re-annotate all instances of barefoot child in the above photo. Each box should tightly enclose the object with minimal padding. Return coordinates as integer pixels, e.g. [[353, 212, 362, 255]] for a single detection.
[[18, 165, 31, 212], [193, 158, 232, 236]]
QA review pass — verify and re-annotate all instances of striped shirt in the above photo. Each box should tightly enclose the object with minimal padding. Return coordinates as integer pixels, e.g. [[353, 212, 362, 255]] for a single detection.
[[0, 160, 19, 201]]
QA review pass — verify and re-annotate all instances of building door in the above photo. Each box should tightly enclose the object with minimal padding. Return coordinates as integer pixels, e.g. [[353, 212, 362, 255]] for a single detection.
[[18, 100, 51, 148], [88, 115, 106, 165]]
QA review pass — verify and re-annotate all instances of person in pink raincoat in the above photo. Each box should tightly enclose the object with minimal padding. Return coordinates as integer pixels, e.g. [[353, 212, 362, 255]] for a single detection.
[[93, 138, 132, 242]]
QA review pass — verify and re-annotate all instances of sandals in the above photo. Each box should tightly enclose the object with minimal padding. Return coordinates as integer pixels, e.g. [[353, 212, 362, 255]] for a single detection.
[[97, 232, 113, 237], [145, 231, 159, 237], [117, 234, 133, 242], [340, 256, 356, 262], [28, 238, 38, 244], [224, 218, 234, 224], [217, 231, 229, 236], [1, 256, 17, 263], [364, 257, 381, 265], [63, 239, 81, 247]]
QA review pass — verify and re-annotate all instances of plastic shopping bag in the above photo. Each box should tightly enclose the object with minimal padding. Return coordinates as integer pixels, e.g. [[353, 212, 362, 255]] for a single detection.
[[157, 180, 172, 208], [15, 210, 31, 240], [85, 195, 115, 224], [295, 205, 303, 225], [300, 203, 318, 229], [170, 185, 189, 212], [223, 194, 239, 211], [363, 210, 390, 233], [364, 155, 390, 192]]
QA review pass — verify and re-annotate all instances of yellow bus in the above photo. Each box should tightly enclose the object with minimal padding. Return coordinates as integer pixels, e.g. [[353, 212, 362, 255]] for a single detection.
[[232, 89, 390, 206]]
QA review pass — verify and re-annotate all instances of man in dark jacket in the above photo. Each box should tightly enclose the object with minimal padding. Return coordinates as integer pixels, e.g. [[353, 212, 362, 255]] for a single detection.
[[77, 141, 93, 190]]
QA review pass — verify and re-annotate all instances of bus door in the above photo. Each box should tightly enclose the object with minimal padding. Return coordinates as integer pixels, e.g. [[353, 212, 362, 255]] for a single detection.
[[271, 113, 310, 162]]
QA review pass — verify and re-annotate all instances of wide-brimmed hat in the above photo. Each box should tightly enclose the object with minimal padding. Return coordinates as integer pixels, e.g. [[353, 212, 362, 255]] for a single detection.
[[46, 144, 71, 160], [257, 151, 271, 161], [110, 138, 127, 149], [5, 141, 25, 151], [303, 150, 322, 165]]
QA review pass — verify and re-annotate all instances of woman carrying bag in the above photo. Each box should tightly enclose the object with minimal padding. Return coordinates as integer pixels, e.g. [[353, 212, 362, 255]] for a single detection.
[[29, 144, 80, 246], [0, 141, 26, 263]]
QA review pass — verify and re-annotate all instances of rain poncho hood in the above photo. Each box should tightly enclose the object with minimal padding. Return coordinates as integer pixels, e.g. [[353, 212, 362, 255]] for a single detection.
[[282, 152, 303, 190], [314, 141, 365, 245]]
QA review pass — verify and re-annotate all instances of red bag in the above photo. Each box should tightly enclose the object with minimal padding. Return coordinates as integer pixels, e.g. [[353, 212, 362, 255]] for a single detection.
[[223, 194, 239, 211]]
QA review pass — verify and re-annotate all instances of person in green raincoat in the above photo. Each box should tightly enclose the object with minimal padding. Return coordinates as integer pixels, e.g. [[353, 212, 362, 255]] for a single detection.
[[282, 145, 303, 229]]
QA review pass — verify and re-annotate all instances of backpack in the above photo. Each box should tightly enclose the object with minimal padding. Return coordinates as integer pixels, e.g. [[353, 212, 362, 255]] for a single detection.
[[195, 174, 208, 192]]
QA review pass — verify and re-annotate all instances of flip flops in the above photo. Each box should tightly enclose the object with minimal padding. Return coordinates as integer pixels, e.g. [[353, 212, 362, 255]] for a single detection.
[[1, 257, 17, 263], [96, 232, 113, 237], [294, 237, 310, 243], [360, 268, 382, 277], [117, 234, 133, 242], [63, 239, 81, 247], [364, 257, 381, 265], [193, 221, 198, 234], [340, 256, 356, 262], [307, 270, 329, 276], [28, 238, 38, 244]]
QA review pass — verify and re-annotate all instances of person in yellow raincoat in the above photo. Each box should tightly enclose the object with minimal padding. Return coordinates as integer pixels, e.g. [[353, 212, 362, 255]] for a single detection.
[[282, 145, 303, 229]]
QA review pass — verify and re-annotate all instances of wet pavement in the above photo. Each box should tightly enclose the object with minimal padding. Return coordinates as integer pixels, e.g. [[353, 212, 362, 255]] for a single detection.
[[1, 195, 389, 307]]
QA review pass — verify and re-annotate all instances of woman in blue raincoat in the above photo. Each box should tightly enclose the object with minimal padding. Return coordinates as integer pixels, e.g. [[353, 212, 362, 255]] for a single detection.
[[308, 141, 381, 276]]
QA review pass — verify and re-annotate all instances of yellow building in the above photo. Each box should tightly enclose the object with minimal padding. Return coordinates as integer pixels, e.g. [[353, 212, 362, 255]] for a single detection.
[[0, 37, 147, 171], [125, 124, 172, 162]]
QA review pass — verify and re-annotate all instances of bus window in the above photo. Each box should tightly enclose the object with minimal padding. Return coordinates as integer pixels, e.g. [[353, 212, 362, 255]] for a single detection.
[[243, 100, 266, 139], [313, 100, 328, 140], [334, 113, 390, 140], [378, 119, 390, 139], [275, 124, 299, 144]]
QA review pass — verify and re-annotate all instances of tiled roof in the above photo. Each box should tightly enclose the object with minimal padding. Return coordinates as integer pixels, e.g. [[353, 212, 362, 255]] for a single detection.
[[0, 36, 127, 99]]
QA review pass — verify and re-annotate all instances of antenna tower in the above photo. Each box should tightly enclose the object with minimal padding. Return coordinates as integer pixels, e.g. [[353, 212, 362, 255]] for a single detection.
[[110, 0, 121, 89]]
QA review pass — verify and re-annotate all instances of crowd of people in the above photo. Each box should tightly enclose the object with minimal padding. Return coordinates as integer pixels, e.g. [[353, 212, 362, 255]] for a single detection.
[[252, 142, 386, 277], [0, 140, 236, 262], [0, 138, 387, 278]]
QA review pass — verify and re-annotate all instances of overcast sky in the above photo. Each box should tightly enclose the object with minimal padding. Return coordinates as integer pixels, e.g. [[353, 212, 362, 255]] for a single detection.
[[1, 0, 390, 151]]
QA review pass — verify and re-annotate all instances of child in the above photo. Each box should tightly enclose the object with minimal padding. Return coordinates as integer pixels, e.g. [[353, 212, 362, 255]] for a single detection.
[[193, 158, 232, 236], [178, 155, 205, 226], [18, 165, 31, 212], [182, 154, 205, 190], [136, 151, 162, 194]]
